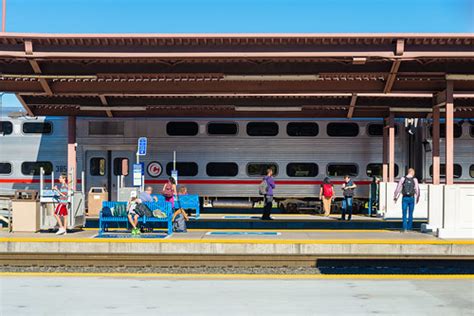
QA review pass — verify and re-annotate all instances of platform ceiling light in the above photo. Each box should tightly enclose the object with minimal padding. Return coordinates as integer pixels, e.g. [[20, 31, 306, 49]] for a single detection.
[[352, 57, 367, 65], [0, 74, 98, 80], [80, 106, 147, 111], [235, 106, 303, 112], [445, 74, 474, 81], [222, 75, 320, 81]]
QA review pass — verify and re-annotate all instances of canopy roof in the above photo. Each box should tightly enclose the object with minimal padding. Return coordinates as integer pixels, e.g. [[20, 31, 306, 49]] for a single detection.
[[0, 33, 473, 118]]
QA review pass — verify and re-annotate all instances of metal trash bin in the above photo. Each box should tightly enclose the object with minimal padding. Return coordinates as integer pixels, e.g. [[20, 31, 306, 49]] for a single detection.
[[12, 190, 40, 232], [88, 187, 107, 216]]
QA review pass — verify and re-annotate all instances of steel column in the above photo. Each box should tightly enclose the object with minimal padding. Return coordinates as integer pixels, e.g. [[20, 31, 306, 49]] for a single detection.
[[382, 117, 388, 182], [388, 114, 396, 182], [445, 81, 454, 185], [432, 98, 441, 185], [67, 116, 77, 190]]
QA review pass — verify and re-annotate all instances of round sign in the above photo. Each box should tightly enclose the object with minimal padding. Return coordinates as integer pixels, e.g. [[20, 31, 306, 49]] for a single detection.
[[147, 161, 162, 178]]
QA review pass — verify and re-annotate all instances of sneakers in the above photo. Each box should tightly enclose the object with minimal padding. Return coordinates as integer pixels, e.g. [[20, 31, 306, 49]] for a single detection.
[[131, 228, 141, 236], [55, 228, 66, 235]]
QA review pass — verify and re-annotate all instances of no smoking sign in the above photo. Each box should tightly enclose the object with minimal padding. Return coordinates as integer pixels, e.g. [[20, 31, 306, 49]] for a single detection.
[[147, 161, 162, 178]]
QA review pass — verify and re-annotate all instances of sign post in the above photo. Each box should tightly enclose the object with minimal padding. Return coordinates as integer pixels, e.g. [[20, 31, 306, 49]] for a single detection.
[[136, 137, 147, 190]]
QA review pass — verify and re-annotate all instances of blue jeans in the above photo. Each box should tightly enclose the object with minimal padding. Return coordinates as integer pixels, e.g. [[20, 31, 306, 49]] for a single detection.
[[341, 197, 353, 220], [402, 196, 415, 230]]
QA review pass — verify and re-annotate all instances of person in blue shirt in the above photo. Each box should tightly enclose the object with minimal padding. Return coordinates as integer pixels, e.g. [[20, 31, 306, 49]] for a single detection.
[[340, 175, 357, 221], [261, 168, 276, 220], [138, 186, 158, 203]]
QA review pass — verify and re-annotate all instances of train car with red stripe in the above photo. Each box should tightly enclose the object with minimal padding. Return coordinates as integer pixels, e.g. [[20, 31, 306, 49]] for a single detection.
[[1, 114, 473, 211]]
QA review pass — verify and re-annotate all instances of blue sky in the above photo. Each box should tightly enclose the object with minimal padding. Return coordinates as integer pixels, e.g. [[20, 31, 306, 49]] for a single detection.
[[1, 0, 473, 108], [4, 0, 473, 33]]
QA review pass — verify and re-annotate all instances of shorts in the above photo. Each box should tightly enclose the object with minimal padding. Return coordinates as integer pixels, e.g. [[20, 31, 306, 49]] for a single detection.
[[54, 203, 68, 216]]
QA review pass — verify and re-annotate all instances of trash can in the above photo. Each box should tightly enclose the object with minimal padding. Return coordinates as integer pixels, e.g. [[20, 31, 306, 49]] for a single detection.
[[12, 190, 40, 232], [87, 187, 108, 216]]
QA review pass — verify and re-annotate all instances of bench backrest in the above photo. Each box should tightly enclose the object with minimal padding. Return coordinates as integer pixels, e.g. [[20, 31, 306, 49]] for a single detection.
[[176, 194, 200, 211], [102, 200, 172, 216]]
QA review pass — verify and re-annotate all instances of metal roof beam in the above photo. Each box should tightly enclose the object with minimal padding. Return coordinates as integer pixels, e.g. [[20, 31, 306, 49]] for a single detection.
[[25, 40, 53, 96], [347, 93, 357, 118], [15, 94, 34, 116], [99, 95, 113, 117]]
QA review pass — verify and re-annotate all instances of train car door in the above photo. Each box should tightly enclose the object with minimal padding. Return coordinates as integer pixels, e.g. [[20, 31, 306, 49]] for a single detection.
[[85, 150, 135, 201]]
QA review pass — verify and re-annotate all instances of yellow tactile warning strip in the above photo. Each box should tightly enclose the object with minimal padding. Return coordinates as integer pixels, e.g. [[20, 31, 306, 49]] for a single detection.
[[80, 228, 392, 233], [0, 237, 473, 245], [0, 272, 473, 280]]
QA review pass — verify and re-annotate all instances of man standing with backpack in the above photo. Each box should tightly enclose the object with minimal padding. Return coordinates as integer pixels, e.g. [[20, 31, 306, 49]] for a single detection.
[[260, 168, 276, 220], [394, 168, 420, 232]]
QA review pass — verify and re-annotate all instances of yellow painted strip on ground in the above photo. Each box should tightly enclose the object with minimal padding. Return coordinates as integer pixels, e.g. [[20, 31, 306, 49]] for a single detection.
[[80, 227, 392, 233], [0, 272, 473, 280], [0, 237, 473, 245]]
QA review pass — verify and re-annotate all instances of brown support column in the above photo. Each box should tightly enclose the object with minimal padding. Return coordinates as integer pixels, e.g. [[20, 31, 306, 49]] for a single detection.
[[382, 117, 388, 182], [67, 116, 77, 190], [432, 99, 441, 185], [388, 114, 395, 182], [445, 81, 454, 185]]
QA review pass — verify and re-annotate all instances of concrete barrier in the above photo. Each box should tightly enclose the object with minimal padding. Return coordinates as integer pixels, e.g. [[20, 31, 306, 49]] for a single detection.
[[382, 182, 428, 220], [421, 184, 445, 233], [438, 185, 474, 239]]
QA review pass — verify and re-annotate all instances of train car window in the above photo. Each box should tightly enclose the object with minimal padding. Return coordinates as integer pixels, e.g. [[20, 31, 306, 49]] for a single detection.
[[0, 121, 13, 135], [89, 121, 124, 135], [90, 158, 106, 176], [327, 164, 358, 177], [206, 162, 239, 177], [246, 122, 279, 136], [470, 165, 474, 178], [429, 164, 462, 178], [327, 122, 359, 137], [247, 163, 279, 176], [207, 122, 238, 135], [429, 123, 462, 138], [287, 163, 318, 177], [166, 162, 198, 177], [113, 158, 129, 176], [367, 123, 399, 136], [21, 161, 53, 176], [470, 126, 474, 138], [166, 122, 199, 136], [287, 122, 319, 137], [23, 122, 52, 134], [0, 163, 12, 174], [366, 163, 399, 177]]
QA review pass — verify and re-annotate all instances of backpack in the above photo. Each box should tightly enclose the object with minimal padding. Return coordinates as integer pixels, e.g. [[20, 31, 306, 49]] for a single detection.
[[162, 183, 174, 198], [258, 179, 268, 195], [101, 206, 113, 217], [402, 177, 416, 196], [135, 203, 153, 217], [173, 213, 187, 232], [322, 184, 333, 198]]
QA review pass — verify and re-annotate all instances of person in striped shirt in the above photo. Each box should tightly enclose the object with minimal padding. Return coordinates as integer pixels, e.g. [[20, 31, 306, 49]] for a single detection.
[[53, 173, 69, 235]]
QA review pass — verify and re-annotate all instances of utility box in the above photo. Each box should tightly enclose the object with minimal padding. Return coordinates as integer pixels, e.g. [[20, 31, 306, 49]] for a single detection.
[[12, 190, 40, 232], [88, 187, 107, 216]]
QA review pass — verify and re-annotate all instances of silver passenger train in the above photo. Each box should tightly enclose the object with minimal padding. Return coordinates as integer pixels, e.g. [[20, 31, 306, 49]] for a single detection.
[[1, 113, 473, 211]]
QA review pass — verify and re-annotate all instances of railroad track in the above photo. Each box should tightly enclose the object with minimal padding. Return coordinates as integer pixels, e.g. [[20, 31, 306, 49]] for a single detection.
[[1, 253, 473, 271]]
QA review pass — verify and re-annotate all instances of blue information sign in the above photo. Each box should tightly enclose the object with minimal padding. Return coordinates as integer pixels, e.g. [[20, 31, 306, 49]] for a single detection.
[[137, 137, 147, 156]]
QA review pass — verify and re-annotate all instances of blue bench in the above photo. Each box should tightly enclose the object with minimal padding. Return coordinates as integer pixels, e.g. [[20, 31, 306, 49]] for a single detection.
[[152, 194, 200, 219], [99, 201, 173, 236]]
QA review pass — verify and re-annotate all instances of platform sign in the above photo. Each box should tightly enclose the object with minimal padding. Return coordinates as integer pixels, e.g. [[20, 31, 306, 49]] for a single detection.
[[171, 170, 178, 185], [137, 137, 147, 156], [133, 163, 144, 186]]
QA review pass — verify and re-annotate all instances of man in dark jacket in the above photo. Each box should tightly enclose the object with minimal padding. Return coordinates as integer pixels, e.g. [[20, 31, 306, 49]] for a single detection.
[[261, 168, 276, 220]]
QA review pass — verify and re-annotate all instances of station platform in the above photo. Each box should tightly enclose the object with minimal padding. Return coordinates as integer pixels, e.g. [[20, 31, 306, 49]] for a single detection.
[[84, 213, 425, 230], [1, 228, 473, 258]]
